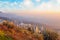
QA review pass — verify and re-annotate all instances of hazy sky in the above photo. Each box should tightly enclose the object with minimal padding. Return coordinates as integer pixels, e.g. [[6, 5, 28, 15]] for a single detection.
[[0, 0, 60, 27]]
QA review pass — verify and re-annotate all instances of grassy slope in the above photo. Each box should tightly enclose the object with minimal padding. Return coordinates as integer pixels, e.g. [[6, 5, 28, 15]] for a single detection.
[[0, 22, 43, 40]]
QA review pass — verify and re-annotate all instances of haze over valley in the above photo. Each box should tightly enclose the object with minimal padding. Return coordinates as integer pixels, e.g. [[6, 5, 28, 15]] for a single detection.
[[0, 12, 60, 33]]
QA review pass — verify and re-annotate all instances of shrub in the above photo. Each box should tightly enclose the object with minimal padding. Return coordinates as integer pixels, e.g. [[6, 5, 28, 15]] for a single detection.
[[0, 30, 13, 40], [0, 30, 5, 36], [0, 35, 13, 40]]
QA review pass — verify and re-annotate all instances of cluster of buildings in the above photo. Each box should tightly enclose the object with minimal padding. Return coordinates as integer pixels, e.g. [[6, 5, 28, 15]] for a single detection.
[[17, 22, 45, 34], [0, 19, 46, 34]]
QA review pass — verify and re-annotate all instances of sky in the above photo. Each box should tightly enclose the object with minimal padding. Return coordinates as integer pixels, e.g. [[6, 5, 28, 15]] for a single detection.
[[0, 0, 60, 27], [0, 0, 60, 13]]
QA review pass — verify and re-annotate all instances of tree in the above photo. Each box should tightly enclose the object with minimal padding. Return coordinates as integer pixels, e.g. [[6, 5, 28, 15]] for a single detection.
[[2, 21, 14, 29], [27, 27, 34, 33], [43, 30, 58, 40]]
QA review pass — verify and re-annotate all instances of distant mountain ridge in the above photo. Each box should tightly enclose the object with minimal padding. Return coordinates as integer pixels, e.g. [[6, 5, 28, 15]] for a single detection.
[[0, 11, 42, 24], [0, 11, 43, 25]]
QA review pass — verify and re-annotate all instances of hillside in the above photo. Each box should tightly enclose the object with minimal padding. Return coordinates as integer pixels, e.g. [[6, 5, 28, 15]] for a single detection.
[[0, 21, 44, 40], [0, 20, 59, 40]]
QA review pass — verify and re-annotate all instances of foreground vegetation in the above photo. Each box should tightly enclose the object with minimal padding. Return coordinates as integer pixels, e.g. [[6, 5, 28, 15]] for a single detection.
[[0, 21, 59, 40]]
